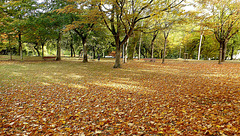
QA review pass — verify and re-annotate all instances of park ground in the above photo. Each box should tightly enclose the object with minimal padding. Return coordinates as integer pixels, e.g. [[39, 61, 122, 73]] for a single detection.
[[0, 56, 240, 135]]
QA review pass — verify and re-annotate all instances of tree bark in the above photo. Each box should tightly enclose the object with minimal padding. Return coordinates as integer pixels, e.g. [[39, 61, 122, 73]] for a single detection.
[[161, 49, 163, 59], [34, 43, 41, 56], [8, 36, 12, 60], [221, 43, 227, 62], [82, 37, 88, 63], [150, 32, 158, 59], [41, 43, 44, 59], [198, 34, 203, 60], [113, 36, 121, 68], [123, 39, 129, 63], [70, 32, 75, 57], [70, 42, 75, 57], [162, 38, 167, 64], [231, 46, 234, 60], [18, 33, 23, 61], [93, 46, 96, 59], [73, 29, 89, 62], [218, 43, 223, 64], [56, 32, 61, 61]]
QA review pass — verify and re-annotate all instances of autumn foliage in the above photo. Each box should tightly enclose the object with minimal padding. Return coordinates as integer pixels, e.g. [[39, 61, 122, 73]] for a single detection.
[[0, 59, 240, 135]]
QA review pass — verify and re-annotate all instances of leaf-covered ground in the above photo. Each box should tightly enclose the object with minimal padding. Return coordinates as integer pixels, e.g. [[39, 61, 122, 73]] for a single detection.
[[0, 58, 240, 135]]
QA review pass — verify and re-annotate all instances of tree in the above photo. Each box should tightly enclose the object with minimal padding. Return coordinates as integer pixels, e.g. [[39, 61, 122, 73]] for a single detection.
[[99, 0, 184, 68], [24, 12, 58, 58], [161, 8, 186, 63], [58, 1, 101, 63], [2, 0, 37, 61], [227, 34, 240, 60], [197, 0, 240, 64]]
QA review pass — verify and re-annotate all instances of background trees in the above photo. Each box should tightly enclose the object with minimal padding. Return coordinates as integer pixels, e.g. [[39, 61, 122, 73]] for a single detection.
[[0, 0, 239, 64], [196, 0, 240, 63]]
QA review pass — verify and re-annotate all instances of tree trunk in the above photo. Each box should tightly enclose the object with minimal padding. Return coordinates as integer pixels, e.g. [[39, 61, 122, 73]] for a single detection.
[[18, 33, 23, 61], [160, 49, 163, 59], [138, 33, 142, 60], [218, 43, 223, 64], [138, 21, 143, 60], [93, 46, 96, 59], [162, 38, 167, 64], [123, 39, 129, 63], [70, 31, 75, 57], [74, 48, 76, 57], [231, 46, 234, 60], [56, 32, 61, 61], [113, 37, 121, 68], [70, 42, 75, 57], [179, 47, 181, 58], [128, 41, 136, 60], [124, 40, 128, 63], [41, 43, 44, 59], [82, 37, 88, 63], [71, 48, 73, 57], [150, 32, 158, 59], [151, 44, 154, 59], [8, 36, 12, 60], [198, 34, 203, 60], [34, 43, 41, 57], [221, 42, 227, 62]]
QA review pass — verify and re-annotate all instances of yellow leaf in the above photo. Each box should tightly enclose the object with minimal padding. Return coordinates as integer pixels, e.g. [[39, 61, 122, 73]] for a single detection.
[[65, 127, 71, 131]]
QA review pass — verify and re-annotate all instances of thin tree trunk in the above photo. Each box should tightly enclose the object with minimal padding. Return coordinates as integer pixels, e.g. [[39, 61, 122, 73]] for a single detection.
[[231, 46, 234, 60], [73, 48, 76, 57], [69, 31, 75, 57], [56, 32, 61, 61], [8, 36, 12, 60], [219, 43, 223, 64], [198, 34, 203, 60], [41, 43, 44, 59], [151, 44, 154, 59], [162, 38, 167, 64], [18, 33, 23, 61], [161, 49, 163, 59], [34, 43, 40, 56], [132, 43, 136, 60], [179, 47, 181, 58], [221, 43, 227, 62], [113, 37, 121, 68], [138, 21, 143, 60], [93, 46, 96, 59], [151, 32, 158, 59], [70, 43, 75, 57], [71, 48, 73, 57], [82, 37, 88, 63], [124, 39, 128, 63]]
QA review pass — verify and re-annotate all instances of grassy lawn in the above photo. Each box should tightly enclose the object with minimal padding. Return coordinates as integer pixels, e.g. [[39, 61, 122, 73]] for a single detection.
[[0, 57, 240, 135]]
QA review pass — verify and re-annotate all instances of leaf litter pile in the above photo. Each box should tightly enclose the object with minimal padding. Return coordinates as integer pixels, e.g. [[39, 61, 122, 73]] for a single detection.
[[0, 59, 240, 135]]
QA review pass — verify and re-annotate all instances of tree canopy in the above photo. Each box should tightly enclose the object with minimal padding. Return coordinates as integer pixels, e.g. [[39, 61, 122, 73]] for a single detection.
[[0, 0, 239, 63]]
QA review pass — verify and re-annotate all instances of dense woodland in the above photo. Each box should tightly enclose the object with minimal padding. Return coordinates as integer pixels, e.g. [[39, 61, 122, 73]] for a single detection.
[[0, 0, 240, 67]]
